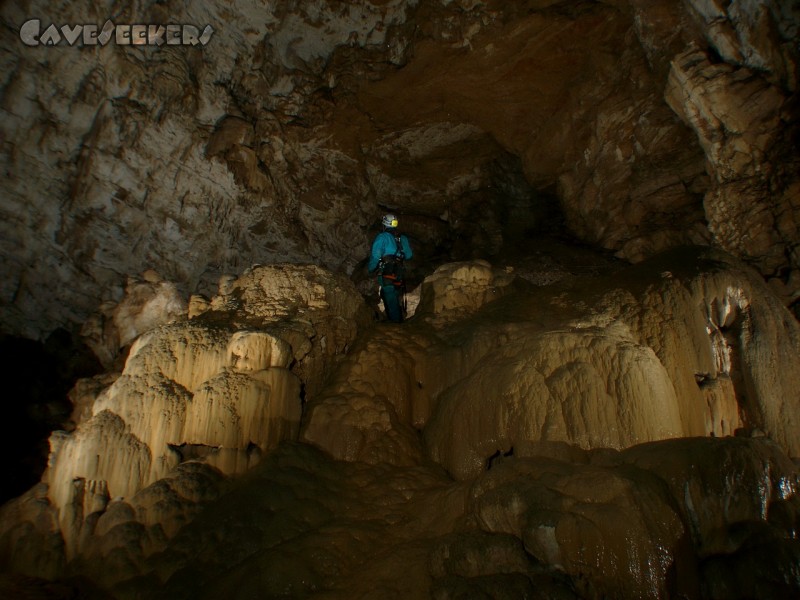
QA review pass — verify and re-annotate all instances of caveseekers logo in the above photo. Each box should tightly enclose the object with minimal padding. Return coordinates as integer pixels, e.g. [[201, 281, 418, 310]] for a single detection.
[[19, 19, 214, 47]]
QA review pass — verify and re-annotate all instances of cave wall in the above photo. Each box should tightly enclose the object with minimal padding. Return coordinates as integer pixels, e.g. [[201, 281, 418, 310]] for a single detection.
[[1, 0, 798, 340]]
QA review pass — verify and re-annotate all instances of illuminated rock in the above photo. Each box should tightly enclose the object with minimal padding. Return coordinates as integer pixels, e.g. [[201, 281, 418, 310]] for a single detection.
[[1, 254, 798, 599], [33, 263, 366, 559], [80, 271, 187, 368], [1, 0, 797, 344], [471, 436, 798, 600], [304, 249, 800, 481], [665, 46, 797, 277], [424, 249, 800, 479], [0, 0, 798, 596], [414, 260, 518, 321]]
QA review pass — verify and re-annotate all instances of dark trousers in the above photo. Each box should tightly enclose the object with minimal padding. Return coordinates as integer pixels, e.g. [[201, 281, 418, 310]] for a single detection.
[[380, 283, 403, 323]]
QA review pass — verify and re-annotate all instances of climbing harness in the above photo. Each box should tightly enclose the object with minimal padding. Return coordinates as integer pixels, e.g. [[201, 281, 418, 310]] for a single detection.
[[377, 231, 408, 318]]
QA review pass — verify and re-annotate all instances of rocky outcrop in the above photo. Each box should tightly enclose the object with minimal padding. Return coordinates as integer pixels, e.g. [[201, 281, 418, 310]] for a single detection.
[[471, 436, 799, 600], [80, 270, 186, 368], [659, 1, 800, 312], [666, 47, 798, 280], [1, 0, 799, 597], [0, 0, 416, 339]]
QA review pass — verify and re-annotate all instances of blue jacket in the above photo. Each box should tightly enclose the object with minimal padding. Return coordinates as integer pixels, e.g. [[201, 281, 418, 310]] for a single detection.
[[368, 230, 413, 273]]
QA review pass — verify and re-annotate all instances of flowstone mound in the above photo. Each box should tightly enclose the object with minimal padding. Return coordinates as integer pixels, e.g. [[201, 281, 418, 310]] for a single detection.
[[1, 253, 799, 599], [422, 248, 800, 480], [80, 270, 187, 369], [303, 249, 800, 481], [0, 263, 369, 575], [470, 436, 799, 600], [23, 437, 792, 600]]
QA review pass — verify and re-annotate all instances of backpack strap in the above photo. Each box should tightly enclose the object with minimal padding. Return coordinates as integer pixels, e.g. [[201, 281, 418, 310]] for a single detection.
[[392, 232, 405, 261]]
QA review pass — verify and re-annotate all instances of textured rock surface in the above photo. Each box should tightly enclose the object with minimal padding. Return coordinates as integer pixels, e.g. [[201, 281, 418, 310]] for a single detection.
[[1, 0, 800, 598], [666, 46, 798, 278], [304, 249, 800, 480], [0, 0, 416, 339], [1, 1, 797, 340], [3, 437, 795, 599], [4, 263, 368, 562], [80, 270, 186, 368], [472, 436, 799, 600], [1, 250, 799, 599]]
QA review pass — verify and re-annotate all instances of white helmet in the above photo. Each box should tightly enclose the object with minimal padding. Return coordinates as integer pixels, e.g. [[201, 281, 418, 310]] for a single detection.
[[382, 213, 399, 228]]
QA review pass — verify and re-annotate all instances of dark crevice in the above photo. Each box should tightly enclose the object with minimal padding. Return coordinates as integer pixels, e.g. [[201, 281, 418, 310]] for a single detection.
[[486, 446, 515, 470], [168, 443, 219, 462], [0, 329, 102, 504], [719, 314, 761, 431]]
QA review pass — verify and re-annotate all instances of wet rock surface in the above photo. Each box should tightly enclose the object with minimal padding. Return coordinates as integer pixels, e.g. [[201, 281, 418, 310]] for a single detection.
[[1, 264, 369, 571], [306, 246, 800, 480]]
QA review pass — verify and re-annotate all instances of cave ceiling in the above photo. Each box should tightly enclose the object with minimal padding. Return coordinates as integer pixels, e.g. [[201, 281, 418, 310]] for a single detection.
[[0, 0, 798, 338]]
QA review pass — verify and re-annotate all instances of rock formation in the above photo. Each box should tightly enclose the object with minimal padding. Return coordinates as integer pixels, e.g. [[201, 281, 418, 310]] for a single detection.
[[1, 247, 799, 598], [1, 263, 369, 566], [1, 0, 799, 598], [302, 248, 800, 481], [1, 0, 797, 339], [80, 270, 187, 369]]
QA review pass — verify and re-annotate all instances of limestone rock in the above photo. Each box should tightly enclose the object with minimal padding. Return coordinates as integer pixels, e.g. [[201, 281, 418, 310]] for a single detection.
[[80, 272, 187, 368], [301, 261, 525, 465], [664, 36, 799, 281], [470, 436, 798, 600], [2, 0, 798, 340], [0, 249, 800, 599], [685, 0, 799, 91], [0, 484, 66, 581], [72, 461, 226, 589], [66, 372, 120, 429], [9, 434, 786, 599], [17, 262, 367, 564], [475, 460, 686, 599], [414, 260, 519, 321], [0, 0, 415, 339], [602, 436, 800, 557], [203, 263, 372, 396], [303, 249, 800, 480], [1, 1, 800, 596], [423, 249, 800, 480], [425, 325, 685, 480], [301, 326, 430, 466]]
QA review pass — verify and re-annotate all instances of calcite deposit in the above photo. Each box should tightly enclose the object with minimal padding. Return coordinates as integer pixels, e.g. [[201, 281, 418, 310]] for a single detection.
[[80, 270, 187, 368], [1, 263, 369, 563], [1, 0, 800, 598], [303, 248, 800, 480], [2, 248, 800, 598]]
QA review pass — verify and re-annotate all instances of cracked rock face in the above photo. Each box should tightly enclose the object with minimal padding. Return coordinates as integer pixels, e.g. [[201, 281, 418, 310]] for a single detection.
[[1, 0, 798, 339]]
